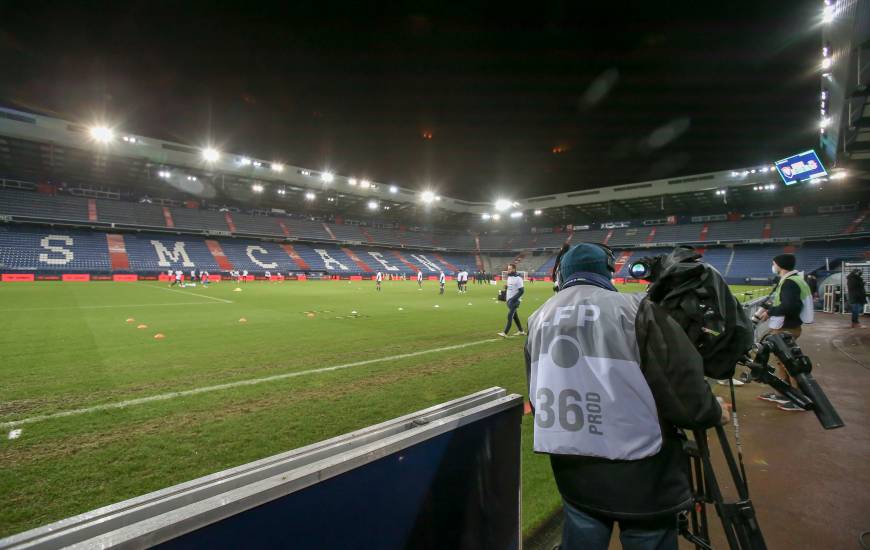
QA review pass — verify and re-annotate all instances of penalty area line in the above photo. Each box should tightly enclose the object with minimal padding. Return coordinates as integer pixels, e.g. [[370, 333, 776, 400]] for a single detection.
[[1, 338, 500, 429]]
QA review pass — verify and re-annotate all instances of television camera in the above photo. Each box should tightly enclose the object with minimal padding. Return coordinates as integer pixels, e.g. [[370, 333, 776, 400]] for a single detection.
[[629, 248, 844, 550]]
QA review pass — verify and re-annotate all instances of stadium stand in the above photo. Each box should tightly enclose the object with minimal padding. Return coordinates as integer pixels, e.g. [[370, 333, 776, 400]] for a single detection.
[[96, 198, 167, 228], [0, 224, 481, 276], [226, 212, 285, 237], [0, 188, 89, 222], [169, 207, 230, 232]]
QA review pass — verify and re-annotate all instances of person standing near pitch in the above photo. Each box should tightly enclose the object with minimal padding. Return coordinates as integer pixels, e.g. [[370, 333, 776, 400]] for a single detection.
[[439, 271, 446, 294], [417, 270, 424, 290], [498, 263, 525, 337], [376, 271, 383, 292]]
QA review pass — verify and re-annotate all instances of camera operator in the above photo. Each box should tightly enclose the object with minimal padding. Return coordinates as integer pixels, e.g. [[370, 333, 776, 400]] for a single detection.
[[525, 243, 727, 550], [755, 254, 814, 412], [847, 268, 867, 329]]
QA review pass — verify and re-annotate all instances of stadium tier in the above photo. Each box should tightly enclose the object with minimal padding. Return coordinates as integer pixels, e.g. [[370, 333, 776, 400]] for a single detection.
[[0, 225, 477, 276], [1, 187, 868, 253], [1, 223, 866, 281]]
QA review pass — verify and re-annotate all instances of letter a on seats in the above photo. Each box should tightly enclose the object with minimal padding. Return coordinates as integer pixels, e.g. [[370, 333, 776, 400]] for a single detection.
[[314, 249, 349, 271], [410, 254, 439, 272]]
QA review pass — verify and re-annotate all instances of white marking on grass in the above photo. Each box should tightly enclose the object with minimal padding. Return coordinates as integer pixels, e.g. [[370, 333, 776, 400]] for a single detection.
[[1, 338, 500, 428], [4, 302, 223, 312], [150, 285, 233, 303]]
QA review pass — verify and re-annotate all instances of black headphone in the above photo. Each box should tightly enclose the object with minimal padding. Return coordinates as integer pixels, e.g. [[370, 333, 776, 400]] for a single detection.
[[551, 242, 617, 290]]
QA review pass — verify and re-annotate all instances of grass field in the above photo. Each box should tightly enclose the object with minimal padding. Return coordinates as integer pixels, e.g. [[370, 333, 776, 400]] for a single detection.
[[0, 279, 767, 539]]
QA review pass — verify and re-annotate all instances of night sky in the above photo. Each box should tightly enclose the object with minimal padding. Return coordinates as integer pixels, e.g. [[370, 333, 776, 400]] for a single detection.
[[0, 1, 823, 202]]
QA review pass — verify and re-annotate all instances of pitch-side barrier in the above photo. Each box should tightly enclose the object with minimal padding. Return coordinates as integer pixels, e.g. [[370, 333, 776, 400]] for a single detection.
[[0, 387, 523, 550]]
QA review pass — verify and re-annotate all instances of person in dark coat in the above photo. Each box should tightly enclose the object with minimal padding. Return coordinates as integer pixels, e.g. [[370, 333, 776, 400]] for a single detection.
[[846, 269, 867, 328]]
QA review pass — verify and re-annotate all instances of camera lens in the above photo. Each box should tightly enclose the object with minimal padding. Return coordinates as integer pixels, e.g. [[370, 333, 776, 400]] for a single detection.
[[629, 261, 649, 279]]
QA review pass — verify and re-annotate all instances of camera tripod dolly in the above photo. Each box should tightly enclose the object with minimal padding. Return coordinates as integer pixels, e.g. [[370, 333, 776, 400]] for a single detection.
[[678, 333, 844, 550]]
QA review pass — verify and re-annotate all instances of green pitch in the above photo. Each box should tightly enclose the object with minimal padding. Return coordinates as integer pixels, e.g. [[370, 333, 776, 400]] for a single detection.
[[0, 280, 765, 538]]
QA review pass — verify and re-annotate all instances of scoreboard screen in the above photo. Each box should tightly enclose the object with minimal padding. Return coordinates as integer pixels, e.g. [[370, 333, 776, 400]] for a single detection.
[[774, 150, 827, 185]]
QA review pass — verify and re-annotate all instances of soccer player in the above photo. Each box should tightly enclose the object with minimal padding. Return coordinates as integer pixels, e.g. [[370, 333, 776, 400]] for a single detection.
[[439, 271, 446, 294], [376, 271, 383, 291], [265, 270, 272, 283], [498, 264, 525, 337], [172, 269, 182, 287], [417, 270, 424, 289], [242, 269, 248, 284], [202, 270, 210, 286]]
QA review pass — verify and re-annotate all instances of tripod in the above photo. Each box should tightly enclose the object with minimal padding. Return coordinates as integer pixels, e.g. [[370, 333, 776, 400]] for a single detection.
[[679, 422, 766, 550]]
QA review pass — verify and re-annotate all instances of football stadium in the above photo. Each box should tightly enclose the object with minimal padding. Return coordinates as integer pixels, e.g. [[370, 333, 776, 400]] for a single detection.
[[1, 2, 870, 550]]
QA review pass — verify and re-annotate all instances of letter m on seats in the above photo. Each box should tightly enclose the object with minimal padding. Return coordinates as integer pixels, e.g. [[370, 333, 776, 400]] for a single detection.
[[151, 240, 195, 267]]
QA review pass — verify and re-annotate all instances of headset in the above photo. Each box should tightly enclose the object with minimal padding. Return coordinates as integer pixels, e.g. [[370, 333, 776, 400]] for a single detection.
[[551, 242, 616, 290]]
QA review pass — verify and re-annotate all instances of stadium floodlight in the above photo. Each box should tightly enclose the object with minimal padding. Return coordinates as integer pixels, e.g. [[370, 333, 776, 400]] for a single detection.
[[389, 185, 398, 194], [367, 200, 379, 210], [482, 213, 492, 220], [239, 157, 252, 166], [830, 171, 848, 180], [305, 191, 316, 201], [301, 169, 311, 176], [187, 175, 197, 181], [820, 117, 831, 129], [821, 89, 828, 100], [202, 148, 220, 162], [321, 171, 334, 183], [534, 209, 543, 215], [348, 178, 358, 186], [277, 188, 286, 195], [158, 170, 171, 179], [420, 190, 436, 203], [750, 169, 757, 174], [510, 211, 523, 219], [271, 162, 284, 172], [122, 135, 138, 143], [89, 126, 114, 143], [821, 57, 832, 70], [822, 4, 835, 23], [494, 199, 513, 211], [252, 184, 264, 193], [435, 195, 441, 201], [492, 213, 501, 221], [360, 179, 371, 189]]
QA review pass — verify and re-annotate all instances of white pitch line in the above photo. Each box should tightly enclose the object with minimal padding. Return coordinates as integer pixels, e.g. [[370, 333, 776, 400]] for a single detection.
[[148, 284, 234, 304], [4, 302, 224, 312], [1, 338, 500, 428]]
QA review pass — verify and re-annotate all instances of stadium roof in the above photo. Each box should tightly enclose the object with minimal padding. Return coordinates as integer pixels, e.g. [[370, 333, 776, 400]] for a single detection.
[[0, 107, 866, 226]]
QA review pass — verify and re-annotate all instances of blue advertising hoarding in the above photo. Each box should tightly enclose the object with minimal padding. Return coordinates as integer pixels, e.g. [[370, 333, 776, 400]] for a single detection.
[[774, 150, 827, 185]]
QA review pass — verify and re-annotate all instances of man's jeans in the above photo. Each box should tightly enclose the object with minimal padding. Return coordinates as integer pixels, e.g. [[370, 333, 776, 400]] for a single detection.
[[852, 303, 864, 323], [561, 500, 677, 550], [504, 300, 522, 334]]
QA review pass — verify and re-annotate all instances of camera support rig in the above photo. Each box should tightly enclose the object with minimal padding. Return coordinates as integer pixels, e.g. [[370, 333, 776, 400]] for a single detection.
[[680, 332, 845, 550], [743, 332, 844, 430]]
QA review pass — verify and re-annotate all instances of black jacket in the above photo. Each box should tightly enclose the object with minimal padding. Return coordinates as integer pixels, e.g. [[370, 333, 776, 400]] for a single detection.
[[526, 294, 721, 520], [847, 273, 867, 305], [766, 279, 803, 329]]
